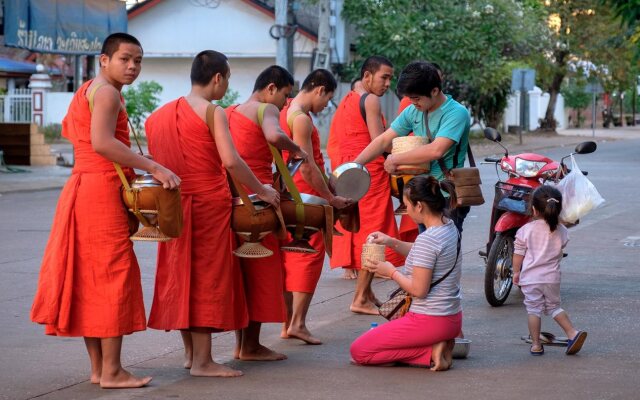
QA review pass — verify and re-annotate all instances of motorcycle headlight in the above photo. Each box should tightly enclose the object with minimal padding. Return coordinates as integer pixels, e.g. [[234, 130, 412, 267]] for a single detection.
[[515, 158, 547, 177]]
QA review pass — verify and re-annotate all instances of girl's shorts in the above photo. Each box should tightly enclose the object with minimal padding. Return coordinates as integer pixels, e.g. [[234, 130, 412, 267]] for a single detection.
[[520, 283, 562, 317]]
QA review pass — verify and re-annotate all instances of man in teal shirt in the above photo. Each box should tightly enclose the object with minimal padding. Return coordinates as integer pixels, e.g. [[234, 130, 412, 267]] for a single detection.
[[354, 61, 472, 231]]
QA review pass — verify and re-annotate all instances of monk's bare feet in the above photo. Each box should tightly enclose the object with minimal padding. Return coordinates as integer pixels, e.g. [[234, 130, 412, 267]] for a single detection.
[[430, 341, 450, 372], [287, 326, 322, 345], [342, 268, 358, 280], [239, 345, 287, 361], [100, 368, 152, 389], [350, 301, 379, 315], [190, 361, 243, 377], [281, 322, 291, 339], [90, 372, 101, 384], [183, 352, 192, 369]]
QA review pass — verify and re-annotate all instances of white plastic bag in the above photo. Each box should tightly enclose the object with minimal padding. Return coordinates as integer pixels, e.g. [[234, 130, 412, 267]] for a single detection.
[[552, 156, 605, 224]]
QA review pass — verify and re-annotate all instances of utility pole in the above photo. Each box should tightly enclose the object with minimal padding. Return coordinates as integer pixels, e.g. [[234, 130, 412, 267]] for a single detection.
[[73, 55, 83, 92], [315, 0, 331, 69], [274, 0, 294, 73]]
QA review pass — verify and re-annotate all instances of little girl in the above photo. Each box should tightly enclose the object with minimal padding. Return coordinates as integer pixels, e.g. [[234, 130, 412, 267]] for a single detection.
[[512, 185, 587, 356]]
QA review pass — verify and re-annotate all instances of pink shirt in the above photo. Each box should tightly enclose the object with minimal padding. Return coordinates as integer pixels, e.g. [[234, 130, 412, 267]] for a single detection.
[[514, 220, 569, 285]]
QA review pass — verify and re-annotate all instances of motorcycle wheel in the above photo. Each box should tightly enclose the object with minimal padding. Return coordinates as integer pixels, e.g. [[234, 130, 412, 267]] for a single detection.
[[484, 233, 514, 307]]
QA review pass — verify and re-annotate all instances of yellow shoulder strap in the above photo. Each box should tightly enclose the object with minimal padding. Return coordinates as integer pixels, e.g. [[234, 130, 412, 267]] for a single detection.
[[88, 83, 107, 113], [258, 103, 306, 239], [287, 109, 306, 133], [88, 82, 134, 193]]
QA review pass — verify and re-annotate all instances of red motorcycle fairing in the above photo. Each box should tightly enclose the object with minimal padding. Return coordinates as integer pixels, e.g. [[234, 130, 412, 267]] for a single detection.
[[494, 211, 531, 233]]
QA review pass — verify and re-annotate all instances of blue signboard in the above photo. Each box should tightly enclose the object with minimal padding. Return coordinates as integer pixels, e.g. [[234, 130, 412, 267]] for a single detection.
[[4, 0, 127, 55]]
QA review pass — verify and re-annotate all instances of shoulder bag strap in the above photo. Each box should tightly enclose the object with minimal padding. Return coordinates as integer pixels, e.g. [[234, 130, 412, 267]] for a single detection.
[[287, 109, 306, 133], [424, 111, 467, 174], [258, 103, 305, 239], [428, 231, 461, 292], [359, 93, 369, 126]]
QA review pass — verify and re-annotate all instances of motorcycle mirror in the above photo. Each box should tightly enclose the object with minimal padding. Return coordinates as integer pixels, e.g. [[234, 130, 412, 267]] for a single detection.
[[574, 141, 597, 155], [483, 127, 501, 142]]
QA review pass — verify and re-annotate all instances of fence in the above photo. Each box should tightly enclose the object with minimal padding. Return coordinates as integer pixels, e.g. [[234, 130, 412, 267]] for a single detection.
[[0, 89, 33, 123]]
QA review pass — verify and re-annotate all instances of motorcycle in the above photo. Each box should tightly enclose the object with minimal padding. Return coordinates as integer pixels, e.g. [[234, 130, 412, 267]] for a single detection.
[[479, 128, 597, 306]]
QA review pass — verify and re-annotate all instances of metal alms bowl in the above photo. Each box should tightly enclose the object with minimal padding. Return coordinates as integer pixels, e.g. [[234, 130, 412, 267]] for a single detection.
[[452, 338, 471, 359], [329, 162, 370, 202]]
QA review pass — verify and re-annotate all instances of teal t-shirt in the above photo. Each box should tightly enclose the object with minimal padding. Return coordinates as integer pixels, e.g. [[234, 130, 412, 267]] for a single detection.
[[390, 95, 470, 181]]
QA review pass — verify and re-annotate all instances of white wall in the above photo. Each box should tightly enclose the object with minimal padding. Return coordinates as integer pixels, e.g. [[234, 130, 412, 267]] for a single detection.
[[504, 87, 566, 130], [128, 0, 317, 108], [44, 92, 73, 125]]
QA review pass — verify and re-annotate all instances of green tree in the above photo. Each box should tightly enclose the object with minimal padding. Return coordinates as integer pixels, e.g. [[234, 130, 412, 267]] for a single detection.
[[530, 1, 636, 130], [214, 88, 240, 108], [122, 81, 163, 130], [341, 0, 546, 128], [561, 79, 591, 127]]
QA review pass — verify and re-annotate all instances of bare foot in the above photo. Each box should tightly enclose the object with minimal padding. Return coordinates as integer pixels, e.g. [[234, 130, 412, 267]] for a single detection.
[[367, 294, 382, 307], [90, 372, 101, 384], [430, 341, 450, 372], [239, 345, 288, 361], [444, 339, 454, 368], [190, 361, 243, 377], [350, 301, 380, 315], [281, 323, 290, 339], [183, 352, 192, 369], [287, 326, 322, 345], [100, 368, 152, 389], [342, 269, 358, 279]]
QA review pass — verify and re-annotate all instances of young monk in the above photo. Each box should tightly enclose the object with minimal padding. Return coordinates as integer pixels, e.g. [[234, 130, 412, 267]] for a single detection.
[[30, 33, 180, 389], [145, 51, 280, 377], [279, 69, 352, 345], [327, 56, 405, 314], [226, 65, 308, 361]]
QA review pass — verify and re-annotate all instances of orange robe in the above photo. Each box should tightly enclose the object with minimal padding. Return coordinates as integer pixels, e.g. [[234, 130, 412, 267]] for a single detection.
[[30, 80, 146, 337], [397, 97, 419, 243], [226, 104, 286, 323], [145, 98, 248, 331], [328, 91, 404, 270], [280, 100, 326, 294]]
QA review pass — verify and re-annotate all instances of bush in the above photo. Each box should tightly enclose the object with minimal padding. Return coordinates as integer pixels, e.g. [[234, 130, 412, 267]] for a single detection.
[[215, 88, 240, 109], [42, 123, 62, 143], [122, 81, 163, 130]]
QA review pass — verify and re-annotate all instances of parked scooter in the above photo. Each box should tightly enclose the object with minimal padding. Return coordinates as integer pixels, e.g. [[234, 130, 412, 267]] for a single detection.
[[479, 128, 597, 306]]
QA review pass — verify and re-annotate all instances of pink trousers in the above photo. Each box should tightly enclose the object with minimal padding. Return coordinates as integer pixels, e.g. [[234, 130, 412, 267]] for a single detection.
[[350, 311, 462, 366]]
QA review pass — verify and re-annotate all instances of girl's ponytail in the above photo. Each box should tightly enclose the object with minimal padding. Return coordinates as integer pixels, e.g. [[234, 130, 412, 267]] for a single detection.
[[531, 185, 562, 231], [439, 179, 457, 210]]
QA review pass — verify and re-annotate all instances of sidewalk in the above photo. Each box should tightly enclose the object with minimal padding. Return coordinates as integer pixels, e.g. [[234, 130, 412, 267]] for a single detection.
[[2, 127, 639, 194]]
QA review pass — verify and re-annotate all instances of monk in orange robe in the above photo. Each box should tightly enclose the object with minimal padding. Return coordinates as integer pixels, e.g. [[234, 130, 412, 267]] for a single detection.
[[328, 56, 405, 315], [30, 33, 180, 389], [227, 65, 308, 361], [145, 51, 279, 377], [279, 69, 352, 345]]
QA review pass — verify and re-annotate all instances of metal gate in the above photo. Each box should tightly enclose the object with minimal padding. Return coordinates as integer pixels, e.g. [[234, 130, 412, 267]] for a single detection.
[[0, 89, 32, 123]]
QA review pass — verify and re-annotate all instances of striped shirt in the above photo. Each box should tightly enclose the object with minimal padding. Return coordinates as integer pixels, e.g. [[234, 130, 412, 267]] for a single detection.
[[403, 220, 462, 316]]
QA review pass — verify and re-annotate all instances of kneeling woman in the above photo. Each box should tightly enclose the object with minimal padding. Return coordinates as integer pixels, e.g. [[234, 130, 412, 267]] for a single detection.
[[350, 176, 462, 371]]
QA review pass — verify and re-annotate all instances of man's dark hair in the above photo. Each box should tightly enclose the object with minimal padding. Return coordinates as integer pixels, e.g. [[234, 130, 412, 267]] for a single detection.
[[396, 61, 442, 97], [190, 50, 229, 86], [359, 55, 393, 79], [101, 33, 143, 58], [350, 77, 361, 90], [301, 69, 337, 93], [253, 65, 294, 92]]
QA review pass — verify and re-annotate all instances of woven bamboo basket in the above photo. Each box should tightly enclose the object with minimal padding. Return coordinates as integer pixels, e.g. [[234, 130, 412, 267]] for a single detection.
[[361, 243, 386, 269], [391, 136, 430, 175]]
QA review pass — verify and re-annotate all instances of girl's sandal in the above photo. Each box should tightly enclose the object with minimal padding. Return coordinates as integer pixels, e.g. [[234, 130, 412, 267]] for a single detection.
[[530, 345, 544, 356]]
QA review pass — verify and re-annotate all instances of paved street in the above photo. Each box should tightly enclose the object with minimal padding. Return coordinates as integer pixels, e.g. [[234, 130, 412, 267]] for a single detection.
[[1, 134, 638, 400]]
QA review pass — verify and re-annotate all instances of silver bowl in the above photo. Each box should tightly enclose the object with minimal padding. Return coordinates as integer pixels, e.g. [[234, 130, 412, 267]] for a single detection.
[[452, 338, 471, 359]]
